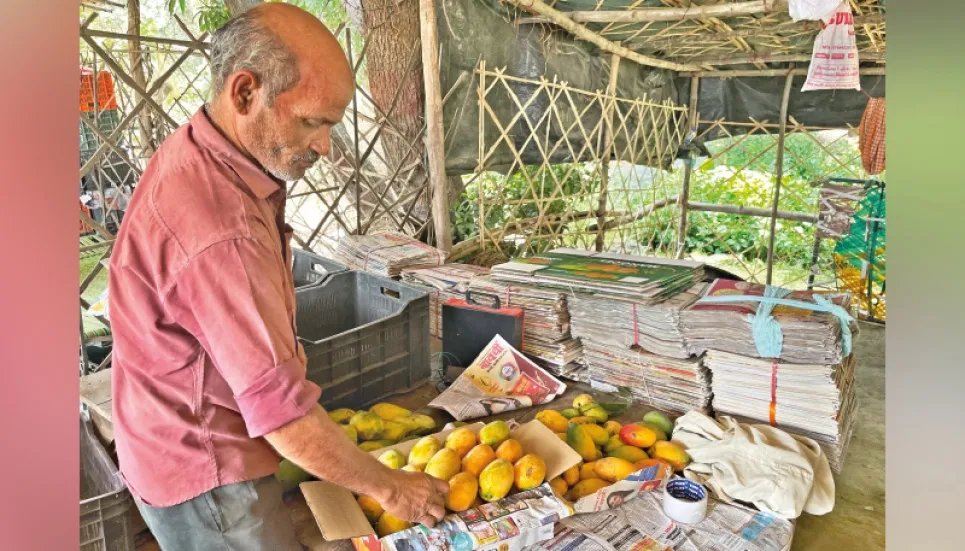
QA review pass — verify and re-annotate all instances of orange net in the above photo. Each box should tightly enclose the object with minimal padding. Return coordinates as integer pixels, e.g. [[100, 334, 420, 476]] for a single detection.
[[858, 98, 885, 175]]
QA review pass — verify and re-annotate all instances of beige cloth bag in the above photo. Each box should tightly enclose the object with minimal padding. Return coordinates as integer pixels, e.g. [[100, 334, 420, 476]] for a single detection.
[[672, 411, 835, 519]]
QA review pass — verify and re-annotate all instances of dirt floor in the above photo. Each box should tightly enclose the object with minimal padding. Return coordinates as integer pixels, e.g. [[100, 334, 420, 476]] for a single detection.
[[135, 321, 885, 550]]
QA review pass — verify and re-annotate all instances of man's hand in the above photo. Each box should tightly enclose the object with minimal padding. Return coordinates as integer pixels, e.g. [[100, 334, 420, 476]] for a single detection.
[[377, 470, 450, 527]]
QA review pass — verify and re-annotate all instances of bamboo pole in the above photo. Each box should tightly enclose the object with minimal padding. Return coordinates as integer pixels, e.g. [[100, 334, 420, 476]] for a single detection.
[[420, 0, 453, 251], [695, 67, 885, 78], [687, 202, 817, 224], [676, 75, 700, 258], [518, 1, 782, 24], [765, 70, 796, 285], [596, 54, 621, 252], [476, 60, 487, 251], [80, 29, 209, 49], [690, 51, 885, 67], [503, 0, 700, 72]]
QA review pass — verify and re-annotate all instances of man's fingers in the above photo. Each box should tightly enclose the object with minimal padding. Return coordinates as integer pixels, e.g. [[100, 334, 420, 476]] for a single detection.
[[432, 477, 450, 495], [428, 504, 446, 522], [419, 515, 438, 528]]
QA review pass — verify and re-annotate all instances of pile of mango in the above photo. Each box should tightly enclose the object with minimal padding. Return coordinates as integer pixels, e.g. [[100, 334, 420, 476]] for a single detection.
[[330, 402, 438, 450], [535, 394, 691, 502], [361, 419, 549, 537]]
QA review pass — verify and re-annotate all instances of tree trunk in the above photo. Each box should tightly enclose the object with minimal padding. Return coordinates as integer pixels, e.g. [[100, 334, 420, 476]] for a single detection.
[[127, 0, 155, 159], [225, 0, 260, 15]]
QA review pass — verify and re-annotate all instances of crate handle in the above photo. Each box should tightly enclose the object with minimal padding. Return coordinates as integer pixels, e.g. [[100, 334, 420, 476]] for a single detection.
[[310, 262, 329, 274], [381, 286, 401, 300], [465, 290, 500, 310]]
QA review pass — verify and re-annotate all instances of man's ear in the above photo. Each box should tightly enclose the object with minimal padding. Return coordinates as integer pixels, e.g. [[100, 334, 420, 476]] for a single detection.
[[227, 70, 261, 115]]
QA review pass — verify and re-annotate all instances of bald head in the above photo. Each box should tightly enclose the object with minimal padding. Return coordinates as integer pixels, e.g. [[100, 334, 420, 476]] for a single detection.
[[207, 4, 354, 181]]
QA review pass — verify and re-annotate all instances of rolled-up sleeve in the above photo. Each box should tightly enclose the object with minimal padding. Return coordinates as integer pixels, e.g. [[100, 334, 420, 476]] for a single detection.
[[165, 237, 321, 438]]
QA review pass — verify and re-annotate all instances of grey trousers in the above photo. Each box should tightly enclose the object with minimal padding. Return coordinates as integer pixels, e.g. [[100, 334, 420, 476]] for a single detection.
[[135, 475, 304, 551]]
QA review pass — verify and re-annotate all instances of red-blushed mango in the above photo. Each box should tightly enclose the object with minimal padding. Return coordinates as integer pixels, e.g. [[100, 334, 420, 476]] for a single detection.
[[619, 423, 658, 448]]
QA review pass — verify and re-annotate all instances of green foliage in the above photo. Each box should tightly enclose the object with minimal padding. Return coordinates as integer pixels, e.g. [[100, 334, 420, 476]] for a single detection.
[[196, 1, 231, 32]]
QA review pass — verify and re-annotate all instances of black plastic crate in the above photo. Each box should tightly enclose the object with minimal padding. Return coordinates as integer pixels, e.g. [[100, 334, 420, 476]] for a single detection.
[[292, 248, 346, 289], [80, 414, 134, 551]]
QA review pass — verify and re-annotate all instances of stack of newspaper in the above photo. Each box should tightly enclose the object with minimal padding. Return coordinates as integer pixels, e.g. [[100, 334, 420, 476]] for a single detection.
[[569, 283, 706, 359], [585, 341, 711, 414], [705, 350, 858, 473], [400, 263, 491, 338], [491, 249, 705, 305], [681, 279, 857, 365], [334, 233, 446, 278], [468, 276, 585, 379]]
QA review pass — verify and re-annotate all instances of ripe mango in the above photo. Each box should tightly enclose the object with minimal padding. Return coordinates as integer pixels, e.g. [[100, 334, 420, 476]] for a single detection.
[[425, 448, 462, 481], [536, 410, 569, 433], [357, 495, 384, 525], [446, 472, 479, 512], [607, 445, 649, 464], [513, 454, 546, 490], [567, 479, 611, 501], [376, 512, 412, 537], [479, 459, 514, 502], [633, 458, 674, 480], [397, 414, 436, 436], [495, 439, 524, 464], [604, 435, 624, 454], [579, 404, 609, 424], [650, 441, 691, 472], [342, 425, 358, 444], [560, 408, 580, 419], [572, 394, 596, 410], [401, 463, 423, 472], [370, 403, 411, 421], [619, 424, 658, 449], [567, 423, 600, 462], [445, 427, 478, 458], [275, 459, 311, 491], [462, 444, 496, 477], [562, 465, 580, 486], [549, 477, 568, 498], [603, 420, 623, 436], [593, 457, 637, 482], [579, 462, 600, 480], [359, 441, 390, 452], [329, 408, 355, 424], [581, 423, 610, 447], [479, 420, 511, 448], [408, 436, 442, 468], [642, 411, 674, 436], [378, 449, 406, 469], [556, 432, 567, 442], [640, 422, 668, 442], [382, 421, 407, 442], [568, 416, 598, 425], [350, 412, 385, 441]]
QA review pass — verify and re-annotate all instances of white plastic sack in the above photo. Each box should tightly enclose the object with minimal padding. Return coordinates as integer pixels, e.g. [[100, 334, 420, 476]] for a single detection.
[[802, 1, 861, 91], [788, 0, 841, 21], [671, 411, 835, 519]]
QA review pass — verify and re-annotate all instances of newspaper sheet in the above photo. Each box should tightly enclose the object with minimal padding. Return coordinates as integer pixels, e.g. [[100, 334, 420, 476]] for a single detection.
[[352, 484, 572, 551], [429, 335, 567, 421], [534, 488, 793, 551]]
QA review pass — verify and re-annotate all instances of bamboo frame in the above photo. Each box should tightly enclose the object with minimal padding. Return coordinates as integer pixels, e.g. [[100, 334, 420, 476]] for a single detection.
[[420, 0, 454, 251], [519, 1, 784, 24]]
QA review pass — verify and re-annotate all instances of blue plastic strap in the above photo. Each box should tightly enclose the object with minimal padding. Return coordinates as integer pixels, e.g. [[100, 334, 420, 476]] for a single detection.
[[696, 289, 854, 359]]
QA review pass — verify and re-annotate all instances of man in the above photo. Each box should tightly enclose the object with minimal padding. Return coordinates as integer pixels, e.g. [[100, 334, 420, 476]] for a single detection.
[[108, 5, 447, 550]]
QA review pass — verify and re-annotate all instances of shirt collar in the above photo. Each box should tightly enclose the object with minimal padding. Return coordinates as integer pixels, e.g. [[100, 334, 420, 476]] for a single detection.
[[190, 107, 283, 200]]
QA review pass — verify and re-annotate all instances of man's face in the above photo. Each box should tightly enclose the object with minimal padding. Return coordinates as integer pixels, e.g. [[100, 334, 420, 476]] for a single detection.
[[239, 70, 353, 182]]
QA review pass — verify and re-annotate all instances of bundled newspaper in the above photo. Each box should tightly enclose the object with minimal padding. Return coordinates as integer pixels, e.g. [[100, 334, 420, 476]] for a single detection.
[[353, 484, 573, 551], [401, 264, 491, 338], [335, 233, 446, 278], [429, 335, 567, 421], [531, 484, 794, 551], [585, 341, 711, 414], [705, 350, 858, 473], [682, 279, 858, 365], [569, 283, 707, 359], [491, 249, 705, 305]]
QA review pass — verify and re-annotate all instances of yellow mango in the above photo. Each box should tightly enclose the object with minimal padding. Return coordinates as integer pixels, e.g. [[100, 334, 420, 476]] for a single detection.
[[329, 408, 356, 424], [560, 408, 580, 419], [397, 414, 436, 436], [640, 422, 668, 442], [408, 436, 442, 469], [619, 424, 658, 449], [579, 462, 600, 481], [342, 425, 358, 444], [562, 465, 580, 486], [462, 444, 496, 477], [567, 479, 611, 501], [633, 458, 674, 480], [514, 454, 546, 491], [479, 420, 510, 448], [357, 495, 384, 525], [572, 394, 596, 410], [479, 459, 514, 502], [604, 435, 624, 454], [650, 441, 691, 472], [445, 427, 478, 458], [556, 432, 567, 442], [370, 403, 411, 421], [425, 448, 462, 481], [378, 449, 406, 469], [536, 410, 569, 433], [581, 423, 610, 447], [495, 439, 524, 464], [549, 477, 568, 498], [567, 423, 600, 462], [382, 421, 407, 442], [580, 404, 608, 424], [350, 412, 384, 441], [603, 420, 623, 436], [593, 457, 637, 482], [401, 463, 423, 472], [359, 441, 389, 452], [446, 472, 479, 512], [568, 416, 598, 425], [607, 445, 649, 464], [376, 512, 412, 537]]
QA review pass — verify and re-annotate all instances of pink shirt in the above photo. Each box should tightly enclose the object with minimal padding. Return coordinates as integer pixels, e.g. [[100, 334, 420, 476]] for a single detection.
[[109, 109, 321, 507]]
